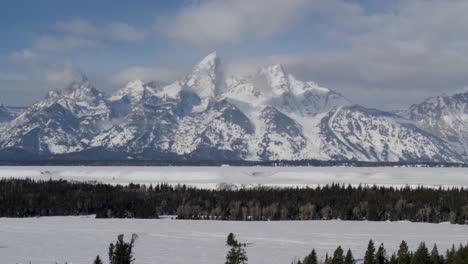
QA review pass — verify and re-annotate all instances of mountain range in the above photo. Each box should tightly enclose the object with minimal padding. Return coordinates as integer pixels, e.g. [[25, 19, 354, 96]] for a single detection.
[[0, 52, 467, 163]]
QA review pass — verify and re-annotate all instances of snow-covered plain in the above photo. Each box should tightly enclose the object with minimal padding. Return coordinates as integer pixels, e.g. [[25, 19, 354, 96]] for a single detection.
[[0, 166, 467, 189], [1, 216, 467, 264]]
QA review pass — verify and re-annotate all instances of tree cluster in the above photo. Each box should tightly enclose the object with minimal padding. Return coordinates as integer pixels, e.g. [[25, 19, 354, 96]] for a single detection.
[[2, 178, 468, 224], [295, 240, 468, 264]]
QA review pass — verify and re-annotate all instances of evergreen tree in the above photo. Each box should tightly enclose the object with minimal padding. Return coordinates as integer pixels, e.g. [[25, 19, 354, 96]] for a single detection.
[[225, 233, 248, 264], [411, 243, 430, 264], [93, 255, 103, 264], [375, 243, 388, 264], [332, 246, 345, 264], [397, 241, 411, 264], [389, 254, 397, 264], [303, 249, 318, 264], [452, 244, 468, 264], [446, 245, 456, 264], [225, 246, 248, 264], [430, 244, 441, 264], [364, 240, 376, 264], [344, 249, 355, 264], [227, 233, 238, 246], [108, 234, 138, 264]]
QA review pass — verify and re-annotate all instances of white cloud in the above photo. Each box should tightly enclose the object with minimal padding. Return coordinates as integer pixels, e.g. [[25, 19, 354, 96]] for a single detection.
[[33, 35, 101, 52], [24, 19, 145, 53], [221, 0, 468, 110], [108, 22, 147, 42], [56, 19, 98, 36], [6, 1, 468, 109], [111, 66, 181, 85], [43, 62, 83, 90], [10, 49, 36, 61], [157, 0, 313, 46]]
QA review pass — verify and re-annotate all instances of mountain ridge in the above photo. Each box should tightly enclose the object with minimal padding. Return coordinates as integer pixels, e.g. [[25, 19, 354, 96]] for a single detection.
[[0, 53, 465, 163]]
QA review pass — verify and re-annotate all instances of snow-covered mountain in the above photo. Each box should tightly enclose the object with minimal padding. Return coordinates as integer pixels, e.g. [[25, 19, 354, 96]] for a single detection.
[[0, 76, 111, 155], [402, 91, 468, 160], [320, 106, 461, 162], [0, 53, 465, 162]]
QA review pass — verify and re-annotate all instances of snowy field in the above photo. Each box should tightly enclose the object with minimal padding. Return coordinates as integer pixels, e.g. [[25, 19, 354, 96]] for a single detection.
[[0, 166, 467, 188], [1, 216, 467, 264]]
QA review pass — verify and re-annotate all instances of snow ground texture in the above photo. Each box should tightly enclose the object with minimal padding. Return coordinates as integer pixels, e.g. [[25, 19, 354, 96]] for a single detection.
[[1, 216, 467, 264], [0, 166, 467, 189]]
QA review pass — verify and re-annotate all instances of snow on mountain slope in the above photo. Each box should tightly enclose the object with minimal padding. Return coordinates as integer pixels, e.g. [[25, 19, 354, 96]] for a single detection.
[[0, 53, 464, 162], [182, 52, 221, 112], [402, 91, 468, 160], [91, 54, 223, 155], [0, 76, 111, 154], [224, 63, 350, 117], [320, 105, 462, 162], [173, 100, 255, 159], [255, 106, 312, 160], [91, 93, 181, 154]]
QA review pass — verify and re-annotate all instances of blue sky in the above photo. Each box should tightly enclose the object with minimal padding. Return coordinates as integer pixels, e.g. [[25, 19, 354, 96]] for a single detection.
[[2, 0, 468, 109]]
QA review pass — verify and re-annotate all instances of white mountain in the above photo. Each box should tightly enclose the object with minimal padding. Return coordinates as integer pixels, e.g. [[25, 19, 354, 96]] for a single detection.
[[0, 76, 110, 154], [402, 91, 468, 160], [0, 53, 464, 162]]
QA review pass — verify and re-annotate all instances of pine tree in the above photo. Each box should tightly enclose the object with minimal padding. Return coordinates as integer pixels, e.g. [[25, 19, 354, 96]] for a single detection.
[[227, 233, 238, 247], [451, 244, 468, 264], [108, 234, 138, 264], [303, 249, 318, 264], [446, 245, 456, 264], [225, 233, 248, 264], [332, 246, 345, 264], [225, 246, 248, 264], [375, 243, 388, 264], [397, 241, 411, 264], [390, 254, 397, 264], [344, 249, 355, 264], [93, 255, 103, 264], [430, 244, 441, 264], [411, 242, 430, 264], [364, 240, 376, 264]]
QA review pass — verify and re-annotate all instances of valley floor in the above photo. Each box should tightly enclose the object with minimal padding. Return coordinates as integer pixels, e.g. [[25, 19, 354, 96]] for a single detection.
[[0, 166, 467, 189], [1, 216, 467, 264]]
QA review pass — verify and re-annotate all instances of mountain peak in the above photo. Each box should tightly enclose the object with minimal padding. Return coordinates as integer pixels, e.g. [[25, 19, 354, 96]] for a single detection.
[[185, 52, 221, 102], [65, 74, 93, 93], [259, 64, 289, 95], [60, 76, 106, 107], [193, 52, 219, 72], [109, 80, 147, 104], [263, 64, 286, 73]]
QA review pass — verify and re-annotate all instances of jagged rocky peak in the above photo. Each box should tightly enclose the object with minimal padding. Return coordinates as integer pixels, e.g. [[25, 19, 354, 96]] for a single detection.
[[406, 90, 468, 120], [256, 63, 338, 97], [258, 64, 290, 95], [402, 90, 468, 158], [185, 52, 221, 99], [58, 74, 106, 107], [109, 80, 147, 104]]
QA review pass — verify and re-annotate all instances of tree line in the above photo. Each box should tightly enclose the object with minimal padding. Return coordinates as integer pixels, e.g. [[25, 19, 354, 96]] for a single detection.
[[2, 178, 468, 224], [293, 239, 468, 264], [90, 233, 468, 264], [0, 159, 465, 167]]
